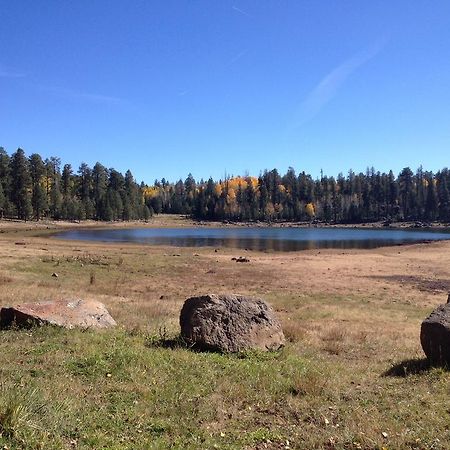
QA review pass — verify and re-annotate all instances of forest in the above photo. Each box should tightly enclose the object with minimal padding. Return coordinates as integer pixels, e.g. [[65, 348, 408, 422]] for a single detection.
[[0, 147, 449, 224]]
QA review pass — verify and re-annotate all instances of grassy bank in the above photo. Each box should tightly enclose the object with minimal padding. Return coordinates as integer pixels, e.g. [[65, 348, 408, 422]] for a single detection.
[[1, 218, 450, 449]]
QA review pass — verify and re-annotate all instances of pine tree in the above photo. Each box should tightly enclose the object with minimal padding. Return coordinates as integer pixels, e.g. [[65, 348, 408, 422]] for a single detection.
[[142, 205, 152, 221], [92, 162, 108, 219], [41, 157, 62, 219], [0, 183, 5, 218], [108, 169, 125, 219], [50, 179, 63, 219], [61, 164, 74, 197], [0, 147, 11, 217], [9, 148, 32, 220], [77, 163, 94, 219], [29, 153, 47, 220], [398, 167, 414, 219], [124, 169, 143, 219], [437, 171, 450, 221], [425, 174, 438, 220]]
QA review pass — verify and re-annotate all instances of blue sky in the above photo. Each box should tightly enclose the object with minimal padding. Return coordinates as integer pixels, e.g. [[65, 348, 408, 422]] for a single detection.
[[1, 1, 450, 184]]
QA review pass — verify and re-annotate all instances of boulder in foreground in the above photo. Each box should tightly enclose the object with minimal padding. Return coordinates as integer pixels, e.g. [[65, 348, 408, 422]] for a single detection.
[[180, 294, 285, 352], [421, 300, 450, 365], [0, 299, 116, 329]]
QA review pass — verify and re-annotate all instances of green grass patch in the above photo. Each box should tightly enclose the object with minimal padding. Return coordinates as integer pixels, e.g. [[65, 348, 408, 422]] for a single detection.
[[0, 327, 320, 449]]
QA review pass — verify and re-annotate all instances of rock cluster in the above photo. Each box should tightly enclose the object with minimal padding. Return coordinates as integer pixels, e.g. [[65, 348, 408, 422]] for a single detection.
[[1, 293, 286, 355]]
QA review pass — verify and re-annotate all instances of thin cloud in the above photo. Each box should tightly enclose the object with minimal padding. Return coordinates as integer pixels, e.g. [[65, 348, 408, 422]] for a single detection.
[[228, 49, 249, 66], [232, 5, 252, 18], [0, 65, 26, 78], [292, 37, 388, 128], [39, 85, 123, 105]]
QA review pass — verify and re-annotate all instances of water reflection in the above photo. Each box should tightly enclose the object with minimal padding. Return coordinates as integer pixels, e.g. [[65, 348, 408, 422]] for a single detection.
[[54, 227, 450, 252]]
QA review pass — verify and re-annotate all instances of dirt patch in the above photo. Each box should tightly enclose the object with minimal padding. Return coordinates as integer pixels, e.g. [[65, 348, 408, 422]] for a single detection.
[[370, 275, 450, 293]]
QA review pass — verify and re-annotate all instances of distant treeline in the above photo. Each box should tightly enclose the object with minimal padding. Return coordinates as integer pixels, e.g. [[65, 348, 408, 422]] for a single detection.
[[0, 147, 150, 221], [1, 147, 449, 223]]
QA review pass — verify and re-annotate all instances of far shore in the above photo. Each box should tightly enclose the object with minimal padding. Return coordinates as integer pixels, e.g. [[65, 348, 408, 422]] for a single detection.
[[1, 214, 449, 235]]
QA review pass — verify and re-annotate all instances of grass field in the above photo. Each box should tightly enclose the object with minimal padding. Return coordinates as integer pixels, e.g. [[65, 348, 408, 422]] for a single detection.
[[1, 216, 450, 449]]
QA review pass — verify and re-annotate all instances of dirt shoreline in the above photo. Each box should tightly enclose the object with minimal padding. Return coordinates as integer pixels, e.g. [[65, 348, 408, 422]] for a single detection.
[[1, 214, 449, 234], [2, 215, 449, 254]]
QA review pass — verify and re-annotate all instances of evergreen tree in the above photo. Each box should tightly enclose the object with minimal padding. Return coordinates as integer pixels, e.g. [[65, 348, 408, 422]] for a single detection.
[[0, 147, 11, 216], [50, 179, 63, 219], [398, 167, 414, 219], [29, 153, 47, 220], [61, 164, 74, 197], [425, 174, 438, 220], [9, 148, 32, 220], [437, 170, 450, 221], [43, 157, 63, 219], [77, 163, 94, 219], [124, 169, 141, 219], [0, 183, 5, 218], [92, 162, 108, 219]]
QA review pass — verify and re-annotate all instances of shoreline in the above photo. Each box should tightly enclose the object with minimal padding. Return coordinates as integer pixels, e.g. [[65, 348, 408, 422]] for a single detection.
[[1, 215, 450, 254], [1, 214, 449, 234], [42, 224, 450, 257]]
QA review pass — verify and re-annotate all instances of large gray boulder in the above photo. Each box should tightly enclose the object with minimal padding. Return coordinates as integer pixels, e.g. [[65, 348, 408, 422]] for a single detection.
[[421, 300, 450, 365], [180, 294, 285, 352], [0, 299, 116, 330]]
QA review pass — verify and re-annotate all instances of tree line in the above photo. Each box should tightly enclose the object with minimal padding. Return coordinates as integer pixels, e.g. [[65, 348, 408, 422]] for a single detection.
[[1, 147, 449, 223], [146, 167, 449, 223], [0, 147, 151, 221]]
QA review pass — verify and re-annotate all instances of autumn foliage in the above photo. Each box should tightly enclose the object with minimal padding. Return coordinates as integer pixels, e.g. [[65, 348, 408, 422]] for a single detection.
[[1, 146, 449, 223], [144, 167, 450, 223]]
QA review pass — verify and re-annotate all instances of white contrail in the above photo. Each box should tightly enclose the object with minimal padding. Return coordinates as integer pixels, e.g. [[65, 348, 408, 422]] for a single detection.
[[39, 85, 123, 105], [232, 5, 252, 18], [292, 37, 388, 128], [229, 49, 248, 65]]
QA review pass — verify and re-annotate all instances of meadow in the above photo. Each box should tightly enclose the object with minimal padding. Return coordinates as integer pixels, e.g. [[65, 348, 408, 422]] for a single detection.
[[0, 216, 449, 449]]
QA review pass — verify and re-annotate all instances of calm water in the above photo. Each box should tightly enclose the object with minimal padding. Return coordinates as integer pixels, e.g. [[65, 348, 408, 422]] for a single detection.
[[54, 227, 450, 252]]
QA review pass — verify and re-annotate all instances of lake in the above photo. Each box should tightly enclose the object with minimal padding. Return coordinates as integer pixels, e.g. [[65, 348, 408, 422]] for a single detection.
[[54, 226, 450, 252]]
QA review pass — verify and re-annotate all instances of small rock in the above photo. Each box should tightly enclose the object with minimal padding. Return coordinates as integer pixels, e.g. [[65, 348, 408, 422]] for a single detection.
[[52, 272, 59, 278], [0, 299, 116, 329]]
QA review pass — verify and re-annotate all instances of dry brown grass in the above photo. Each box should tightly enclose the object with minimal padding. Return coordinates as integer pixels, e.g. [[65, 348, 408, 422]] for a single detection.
[[281, 319, 307, 343], [321, 326, 347, 355], [1, 218, 450, 448]]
